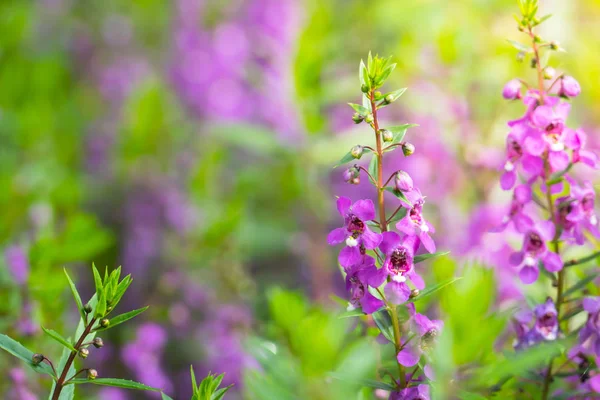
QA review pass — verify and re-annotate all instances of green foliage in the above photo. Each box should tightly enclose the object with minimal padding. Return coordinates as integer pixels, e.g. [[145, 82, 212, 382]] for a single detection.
[[0, 334, 55, 376], [189, 368, 233, 400]]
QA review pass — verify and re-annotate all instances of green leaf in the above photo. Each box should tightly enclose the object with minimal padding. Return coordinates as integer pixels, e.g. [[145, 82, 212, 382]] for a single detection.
[[42, 327, 76, 352], [95, 306, 149, 332], [190, 365, 198, 395], [563, 273, 600, 298], [376, 63, 396, 85], [338, 306, 385, 319], [560, 305, 583, 321], [409, 277, 461, 303], [64, 269, 85, 320], [368, 154, 378, 182], [507, 39, 531, 53], [384, 187, 411, 206], [565, 251, 600, 268], [347, 103, 369, 116], [49, 346, 76, 399], [414, 251, 450, 264], [387, 124, 417, 145], [377, 89, 409, 110], [359, 60, 369, 88], [328, 372, 396, 391], [0, 334, 55, 376], [213, 385, 234, 400], [535, 14, 552, 26], [387, 207, 408, 225], [161, 393, 175, 400], [95, 288, 107, 319], [372, 309, 395, 343], [547, 163, 573, 185], [112, 275, 132, 308], [68, 378, 161, 391], [92, 263, 103, 295], [335, 148, 372, 168]]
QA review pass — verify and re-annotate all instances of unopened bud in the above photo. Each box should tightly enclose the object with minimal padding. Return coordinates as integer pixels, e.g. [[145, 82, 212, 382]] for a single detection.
[[32, 353, 44, 365], [502, 79, 522, 100], [87, 369, 98, 380], [361, 84, 369, 93], [93, 338, 104, 349], [343, 166, 360, 184], [533, 17, 541, 25], [533, 34, 541, 43], [559, 76, 581, 98], [410, 289, 420, 299], [379, 129, 393, 142], [83, 304, 92, 314], [99, 318, 110, 328], [516, 51, 525, 63], [394, 170, 414, 192], [402, 142, 415, 157], [364, 114, 374, 124], [384, 94, 394, 104], [550, 41, 560, 50], [79, 348, 89, 359], [543, 67, 555, 80], [350, 145, 364, 160], [352, 112, 364, 124], [530, 58, 538, 69]]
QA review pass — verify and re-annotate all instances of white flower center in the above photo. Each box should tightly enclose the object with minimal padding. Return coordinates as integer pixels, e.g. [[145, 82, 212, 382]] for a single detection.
[[524, 255, 536, 266], [591, 215, 598, 226], [550, 142, 565, 152], [346, 237, 358, 247], [392, 275, 406, 283], [420, 223, 429, 233], [346, 303, 356, 311], [502, 216, 510, 224], [504, 161, 515, 172]]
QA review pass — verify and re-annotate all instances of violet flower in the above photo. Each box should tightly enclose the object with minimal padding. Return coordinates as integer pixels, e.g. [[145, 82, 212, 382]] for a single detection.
[[579, 297, 600, 358], [395, 189, 436, 253], [345, 256, 384, 314], [494, 184, 534, 233], [4, 245, 29, 285], [389, 384, 430, 400], [514, 298, 558, 350], [396, 313, 443, 368], [559, 75, 581, 98]]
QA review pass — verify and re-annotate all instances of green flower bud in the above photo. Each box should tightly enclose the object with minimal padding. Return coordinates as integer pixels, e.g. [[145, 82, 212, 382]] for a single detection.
[[352, 112, 364, 124], [543, 67, 555, 80], [83, 304, 92, 314], [361, 84, 369, 93], [550, 41, 560, 50], [350, 145, 364, 159], [364, 114, 374, 124], [402, 142, 415, 157], [79, 348, 89, 359], [32, 353, 44, 365], [530, 57, 538, 69], [410, 289, 420, 299], [533, 34, 542, 43], [380, 129, 393, 142], [384, 94, 394, 104], [374, 91, 382, 100], [99, 318, 110, 328], [87, 369, 98, 380], [93, 337, 104, 349]]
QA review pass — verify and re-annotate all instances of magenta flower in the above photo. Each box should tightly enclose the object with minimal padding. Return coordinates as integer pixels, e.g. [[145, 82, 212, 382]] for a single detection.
[[557, 181, 600, 244], [366, 232, 424, 304], [559, 75, 581, 98], [579, 297, 600, 358], [345, 256, 384, 314], [500, 124, 543, 190], [531, 101, 570, 134], [389, 384, 430, 400], [502, 79, 522, 100], [564, 128, 599, 169], [509, 220, 562, 284], [328, 197, 382, 267], [4, 246, 29, 285], [493, 184, 534, 232], [396, 313, 443, 368], [395, 189, 436, 253], [514, 298, 558, 350]]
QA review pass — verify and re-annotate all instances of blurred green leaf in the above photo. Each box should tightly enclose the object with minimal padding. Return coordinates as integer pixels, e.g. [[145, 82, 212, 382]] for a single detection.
[[414, 251, 451, 264], [563, 273, 600, 298], [95, 306, 149, 332], [372, 308, 395, 343], [41, 327, 76, 352], [68, 378, 161, 391], [0, 334, 55, 376]]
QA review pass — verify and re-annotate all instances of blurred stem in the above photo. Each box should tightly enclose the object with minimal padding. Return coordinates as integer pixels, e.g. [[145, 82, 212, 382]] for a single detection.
[[51, 318, 96, 400], [370, 89, 405, 389]]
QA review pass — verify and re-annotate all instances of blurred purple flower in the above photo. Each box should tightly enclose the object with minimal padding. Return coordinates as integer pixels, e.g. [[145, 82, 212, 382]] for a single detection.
[[4, 245, 29, 285]]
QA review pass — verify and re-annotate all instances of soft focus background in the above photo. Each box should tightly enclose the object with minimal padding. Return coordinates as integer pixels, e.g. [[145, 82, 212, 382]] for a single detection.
[[1, 0, 600, 398]]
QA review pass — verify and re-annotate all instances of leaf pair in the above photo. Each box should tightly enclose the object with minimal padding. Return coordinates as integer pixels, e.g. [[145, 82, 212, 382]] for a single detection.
[[190, 367, 234, 400]]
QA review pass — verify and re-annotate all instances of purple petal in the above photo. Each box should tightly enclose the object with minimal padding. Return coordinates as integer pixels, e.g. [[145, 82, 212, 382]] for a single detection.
[[414, 313, 434, 335], [385, 281, 411, 305], [538, 220, 556, 241], [555, 102, 571, 120], [360, 227, 382, 249], [365, 265, 388, 288], [338, 246, 361, 268], [524, 135, 546, 156], [419, 232, 436, 253], [514, 213, 534, 233], [361, 291, 385, 314], [509, 251, 524, 266], [563, 128, 581, 149], [583, 297, 600, 314], [521, 155, 544, 176], [543, 252, 562, 272], [408, 271, 425, 290], [417, 384, 431, 398], [327, 228, 347, 246], [379, 231, 402, 255], [580, 150, 599, 168], [336, 196, 352, 217], [549, 151, 570, 172], [514, 184, 532, 203], [351, 199, 376, 221], [519, 265, 539, 284], [590, 374, 600, 393], [500, 170, 516, 190], [396, 215, 416, 235], [531, 105, 553, 128], [396, 347, 420, 367], [423, 365, 435, 381]]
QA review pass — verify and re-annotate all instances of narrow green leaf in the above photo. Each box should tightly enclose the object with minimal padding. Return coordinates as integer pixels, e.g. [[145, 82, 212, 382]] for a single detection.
[[212, 385, 234, 400], [409, 277, 461, 303], [190, 365, 198, 395], [377, 89, 409, 110], [563, 273, 600, 298], [42, 327, 76, 352], [95, 288, 107, 319], [507, 39, 532, 53], [347, 103, 369, 116], [560, 305, 583, 321], [68, 378, 161, 391], [95, 306, 149, 332], [384, 187, 412, 206], [338, 306, 386, 319], [359, 60, 369, 88], [387, 208, 408, 225], [64, 269, 85, 320], [368, 154, 378, 181], [565, 251, 600, 268], [112, 275, 132, 308], [372, 309, 395, 343], [161, 393, 175, 400], [0, 334, 55, 376], [536, 13, 552, 25], [328, 372, 396, 391], [335, 148, 372, 168], [414, 251, 451, 264], [387, 124, 417, 145], [92, 264, 103, 296]]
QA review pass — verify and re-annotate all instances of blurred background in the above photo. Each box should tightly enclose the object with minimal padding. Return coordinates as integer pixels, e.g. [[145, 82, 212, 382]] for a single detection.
[[1, 0, 600, 398]]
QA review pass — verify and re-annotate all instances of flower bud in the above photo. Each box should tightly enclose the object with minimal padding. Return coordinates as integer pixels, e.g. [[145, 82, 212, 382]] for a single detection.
[[352, 112, 364, 124], [402, 142, 415, 157], [516, 51, 525, 63], [543, 67, 555, 80], [559, 76, 581, 98], [502, 79, 522, 100], [533, 34, 541, 43], [379, 129, 393, 142], [87, 369, 98, 380], [394, 170, 414, 192], [361, 84, 369, 93], [99, 318, 110, 328], [79, 348, 89, 359], [530, 57, 538, 69], [550, 41, 560, 50], [343, 166, 360, 185], [93, 337, 104, 349], [374, 91, 382, 100], [83, 304, 92, 314], [410, 289, 420, 299], [364, 114, 374, 124], [384, 94, 394, 104], [32, 353, 44, 365], [350, 145, 363, 159]]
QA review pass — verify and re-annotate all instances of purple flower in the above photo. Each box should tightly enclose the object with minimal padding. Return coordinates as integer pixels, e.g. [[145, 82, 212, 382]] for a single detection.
[[328, 197, 383, 267], [559, 75, 581, 98], [509, 220, 562, 284], [395, 190, 436, 253], [502, 79, 522, 100], [4, 246, 29, 285], [396, 313, 443, 368], [493, 184, 533, 232], [531, 102, 570, 134], [366, 232, 424, 305], [564, 128, 599, 169], [514, 298, 558, 350], [345, 256, 384, 314], [389, 384, 430, 400], [500, 124, 536, 190], [579, 297, 600, 358], [395, 171, 414, 192], [556, 181, 600, 244]]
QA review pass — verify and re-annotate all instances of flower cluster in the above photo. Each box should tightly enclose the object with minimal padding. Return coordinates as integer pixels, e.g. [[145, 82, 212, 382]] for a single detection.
[[328, 53, 446, 398]]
